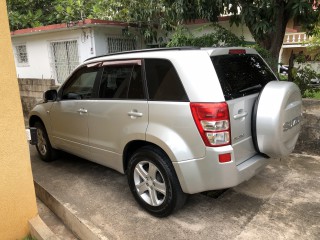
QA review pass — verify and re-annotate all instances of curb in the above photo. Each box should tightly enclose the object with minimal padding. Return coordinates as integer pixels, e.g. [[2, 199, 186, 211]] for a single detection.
[[29, 215, 60, 240], [34, 181, 109, 240]]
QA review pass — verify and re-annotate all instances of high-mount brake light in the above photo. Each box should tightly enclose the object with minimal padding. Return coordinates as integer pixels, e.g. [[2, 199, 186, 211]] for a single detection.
[[229, 49, 246, 55], [190, 103, 231, 147]]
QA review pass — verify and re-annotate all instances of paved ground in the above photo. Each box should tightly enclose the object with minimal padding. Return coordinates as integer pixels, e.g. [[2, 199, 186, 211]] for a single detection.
[[30, 146, 320, 240]]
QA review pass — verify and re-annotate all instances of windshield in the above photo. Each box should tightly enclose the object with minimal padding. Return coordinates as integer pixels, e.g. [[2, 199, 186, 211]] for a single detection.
[[211, 54, 276, 100]]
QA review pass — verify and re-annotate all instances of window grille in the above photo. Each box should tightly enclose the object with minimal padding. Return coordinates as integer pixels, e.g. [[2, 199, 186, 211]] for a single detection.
[[50, 40, 79, 84], [15, 45, 29, 65], [106, 36, 136, 53]]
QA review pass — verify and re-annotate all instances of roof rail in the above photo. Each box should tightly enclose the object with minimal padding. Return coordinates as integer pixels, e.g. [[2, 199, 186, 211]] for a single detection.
[[85, 47, 200, 62]]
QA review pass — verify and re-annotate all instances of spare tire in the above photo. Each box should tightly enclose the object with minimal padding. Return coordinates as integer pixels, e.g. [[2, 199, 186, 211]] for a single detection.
[[253, 81, 302, 158]]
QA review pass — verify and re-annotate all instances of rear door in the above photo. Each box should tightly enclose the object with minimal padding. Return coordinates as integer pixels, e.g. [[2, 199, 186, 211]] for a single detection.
[[86, 60, 148, 172], [211, 50, 276, 165]]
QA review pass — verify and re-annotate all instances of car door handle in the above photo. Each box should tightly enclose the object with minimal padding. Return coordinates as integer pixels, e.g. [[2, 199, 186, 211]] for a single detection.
[[128, 111, 143, 118], [77, 108, 88, 114], [233, 111, 248, 120]]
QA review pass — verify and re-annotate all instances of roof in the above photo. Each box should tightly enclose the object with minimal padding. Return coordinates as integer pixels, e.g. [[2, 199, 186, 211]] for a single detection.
[[11, 19, 129, 37]]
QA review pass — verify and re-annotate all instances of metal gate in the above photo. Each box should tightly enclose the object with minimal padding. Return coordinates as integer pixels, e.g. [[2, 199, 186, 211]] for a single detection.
[[106, 36, 136, 53], [50, 40, 79, 84]]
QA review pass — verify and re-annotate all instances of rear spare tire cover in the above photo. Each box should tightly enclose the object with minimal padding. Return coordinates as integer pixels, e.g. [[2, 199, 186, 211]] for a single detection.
[[253, 81, 302, 158]]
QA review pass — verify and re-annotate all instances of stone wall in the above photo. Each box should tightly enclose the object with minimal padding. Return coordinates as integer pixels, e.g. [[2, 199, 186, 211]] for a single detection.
[[18, 78, 56, 116]]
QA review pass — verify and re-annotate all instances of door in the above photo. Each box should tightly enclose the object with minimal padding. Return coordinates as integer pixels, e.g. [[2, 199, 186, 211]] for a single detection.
[[211, 52, 276, 165], [51, 40, 79, 84], [50, 65, 101, 159], [87, 60, 148, 172]]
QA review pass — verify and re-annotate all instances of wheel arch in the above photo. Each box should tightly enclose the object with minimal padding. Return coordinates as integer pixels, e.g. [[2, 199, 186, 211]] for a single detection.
[[123, 140, 172, 174], [29, 115, 44, 127]]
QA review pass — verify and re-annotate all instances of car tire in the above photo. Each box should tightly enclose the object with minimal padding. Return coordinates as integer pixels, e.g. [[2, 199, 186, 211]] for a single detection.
[[127, 146, 187, 217], [34, 121, 58, 162]]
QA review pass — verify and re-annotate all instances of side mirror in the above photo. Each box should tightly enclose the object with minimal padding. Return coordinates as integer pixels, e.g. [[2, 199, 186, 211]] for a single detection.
[[43, 89, 57, 102]]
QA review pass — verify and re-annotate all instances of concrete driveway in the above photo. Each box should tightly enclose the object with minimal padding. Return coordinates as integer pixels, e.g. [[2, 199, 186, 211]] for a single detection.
[[30, 147, 320, 240]]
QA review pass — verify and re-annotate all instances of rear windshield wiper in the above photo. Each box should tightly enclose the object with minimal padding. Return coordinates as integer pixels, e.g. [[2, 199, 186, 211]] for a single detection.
[[239, 84, 262, 93]]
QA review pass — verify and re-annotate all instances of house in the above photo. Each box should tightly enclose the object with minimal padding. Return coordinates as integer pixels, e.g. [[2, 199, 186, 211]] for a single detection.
[[11, 19, 143, 85], [11, 19, 144, 115]]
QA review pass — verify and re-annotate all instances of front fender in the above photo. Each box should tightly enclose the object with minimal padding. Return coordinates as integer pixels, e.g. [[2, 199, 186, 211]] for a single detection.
[[29, 102, 56, 147]]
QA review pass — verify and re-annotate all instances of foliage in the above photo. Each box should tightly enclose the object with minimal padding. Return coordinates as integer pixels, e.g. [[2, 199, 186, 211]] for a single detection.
[[108, 0, 178, 43], [310, 90, 320, 99], [7, 0, 178, 44], [7, 0, 101, 30], [23, 235, 37, 240], [307, 14, 320, 59], [291, 63, 319, 98], [279, 74, 288, 81], [6, 0, 320, 62], [251, 44, 277, 71], [167, 24, 243, 47], [166, 0, 319, 69]]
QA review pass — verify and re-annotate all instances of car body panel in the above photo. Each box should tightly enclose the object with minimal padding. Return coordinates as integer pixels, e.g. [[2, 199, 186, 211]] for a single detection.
[[49, 100, 91, 159], [146, 102, 205, 162], [87, 100, 148, 172], [227, 94, 258, 165]]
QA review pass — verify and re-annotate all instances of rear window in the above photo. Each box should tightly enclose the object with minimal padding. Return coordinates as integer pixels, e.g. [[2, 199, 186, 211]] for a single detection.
[[211, 54, 276, 100]]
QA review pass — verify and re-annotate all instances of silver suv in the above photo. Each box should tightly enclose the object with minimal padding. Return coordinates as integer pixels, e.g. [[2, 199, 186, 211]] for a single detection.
[[29, 47, 302, 217]]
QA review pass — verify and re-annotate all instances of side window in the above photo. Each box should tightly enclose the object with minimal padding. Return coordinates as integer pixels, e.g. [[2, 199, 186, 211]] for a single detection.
[[144, 59, 188, 101], [99, 64, 144, 99], [62, 66, 99, 100]]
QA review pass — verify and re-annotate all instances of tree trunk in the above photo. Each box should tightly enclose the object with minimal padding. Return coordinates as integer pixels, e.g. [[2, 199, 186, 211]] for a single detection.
[[288, 50, 295, 82], [269, 3, 289, 68], [251, 1, 290, 72]]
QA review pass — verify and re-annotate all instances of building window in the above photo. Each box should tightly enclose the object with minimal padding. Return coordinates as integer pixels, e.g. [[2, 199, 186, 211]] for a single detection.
[[15, 44, 29, 66], [106, 36, 136, 53]]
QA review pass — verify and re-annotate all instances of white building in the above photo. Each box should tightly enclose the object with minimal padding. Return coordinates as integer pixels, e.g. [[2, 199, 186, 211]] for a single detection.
[[11, 19, 143, 85]]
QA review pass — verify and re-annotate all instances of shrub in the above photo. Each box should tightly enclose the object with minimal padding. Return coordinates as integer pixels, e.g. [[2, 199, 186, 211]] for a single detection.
[[167, 24, 244, 48]]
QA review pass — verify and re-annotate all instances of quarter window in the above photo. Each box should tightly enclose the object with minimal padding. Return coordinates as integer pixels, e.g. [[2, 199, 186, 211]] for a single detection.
[[61, 66, 99, 100], [144, 59, 188, 101]]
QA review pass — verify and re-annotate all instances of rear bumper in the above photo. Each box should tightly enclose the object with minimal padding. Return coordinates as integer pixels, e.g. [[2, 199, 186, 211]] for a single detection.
[[172, 147, 270, 194]]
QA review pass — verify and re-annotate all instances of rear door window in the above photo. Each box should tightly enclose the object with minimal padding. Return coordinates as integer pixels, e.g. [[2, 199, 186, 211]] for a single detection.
[[99, 63, 145, 99], [211, 54, 276, 100]]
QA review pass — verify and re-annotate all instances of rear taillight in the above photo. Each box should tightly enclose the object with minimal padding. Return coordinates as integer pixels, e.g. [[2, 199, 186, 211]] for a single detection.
[[190, 102, 231, 147]]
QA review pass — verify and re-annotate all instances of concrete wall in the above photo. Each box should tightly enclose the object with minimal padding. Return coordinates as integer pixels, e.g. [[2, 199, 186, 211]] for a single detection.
[[184, 20, 255, 43], [19, 78, 56, 116], [0, 2, 38, 239]]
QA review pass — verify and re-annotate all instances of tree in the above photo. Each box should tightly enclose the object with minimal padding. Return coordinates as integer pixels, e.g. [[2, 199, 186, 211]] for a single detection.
[[166, 0, 320, 68], [167, 24, 244, 47], [7, 0, 178, 44], [7, 0, 108, 31], [7, 0, 56, 30]]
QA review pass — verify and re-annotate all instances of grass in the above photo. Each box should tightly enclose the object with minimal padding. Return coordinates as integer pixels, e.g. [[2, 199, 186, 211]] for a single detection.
[[22, 235, 36, 240], [312, 90, 320, 99]]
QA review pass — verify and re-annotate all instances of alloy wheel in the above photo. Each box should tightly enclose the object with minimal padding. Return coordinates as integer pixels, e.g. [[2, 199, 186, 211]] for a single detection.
[[133, 161, 167, 206]]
